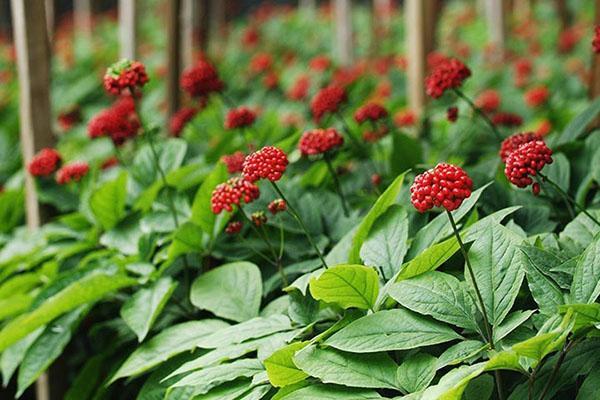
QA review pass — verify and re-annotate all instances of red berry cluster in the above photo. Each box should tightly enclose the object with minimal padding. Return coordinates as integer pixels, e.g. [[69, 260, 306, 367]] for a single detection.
[[499, 132, 541, 162], [362, 127, 389, 143], [475, 89, 501, 113], [181, 59, 224, 98], [524, 85, 549, 108], [513, 58, 532, 88], [57, 107, 82, 132], [88, 96, 140, 145], [251, 211, 268, 226], [103, 60, 149, 96], [249, 53, 273, 74], [425, 58, 471, 99], [210, 177, 260, 214], [169, 107, 198, 137], [309, 55, 331, 72], [268, 198, 286, 214], [410, 163, 473, 213], [242, 146, 288, 182], [225, 107, 257, 129], [491, 112, 523, 127], [28, 148, 61, 177], [225, 221, 243, 235], [504, 140, 553, 190], [287, 74, 311, 101], [310, 85, 347, 122], [101, 157, 119, 170], [56, 162, 89, 185], [594, 26, 600, 54], [354, 103, 388, 124], [221, 151, 246, 174], [447, 107, 459, 122], [298, 128, 344, 156], [393, 109, 416, 127]]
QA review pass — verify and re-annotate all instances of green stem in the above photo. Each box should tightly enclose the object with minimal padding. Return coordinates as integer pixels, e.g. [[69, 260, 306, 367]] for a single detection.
[[324, 153, 349, 217], [270, 181, 328, 269], [539, 339, 576, 400], [453, 89, 502, 141], [335, 111, 364, 151], [539, 172, 600, 227]]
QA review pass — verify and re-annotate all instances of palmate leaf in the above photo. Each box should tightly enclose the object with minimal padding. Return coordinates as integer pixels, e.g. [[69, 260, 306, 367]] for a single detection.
[[190, 262, 262, 322], [0, 270, 137, 352], [293, 345, 399, 390], [309, 264, 379, 311]]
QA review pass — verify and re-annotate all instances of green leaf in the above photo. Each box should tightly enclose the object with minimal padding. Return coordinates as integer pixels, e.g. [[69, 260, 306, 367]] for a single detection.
[[0, 190, 24, 233], [16, 307, 87, 397], [0, 328, 43, 387], [570, 234, 600, 303], [265, 342, 309, 387], [389, 271, 478, 331], [519, 245, 567, 314], [576, 365, 600, 400], [348, 172, 406, 264], [436, 340, 487, 370], [190, 162, 228, 237], [110, 319, 229, 382], [390, 133, 422, 176], [555, 96, 600, 146], [121, 277, 178, 342], [294, 345, 399, 390], [493, 310, 535, 343], [0, 271, 136, 352], [559, 210, 600, 251], [396, 237, 460, 282], [325, 309, 461, 353], [467, 223, 525, 327], [169, 359, 263, 393], [100, 214, 143, 256], [397, 352, 437, 393], [190, 262, 262, 322], [89, 172, 128, 230], [168, 222, 204, 261], [64, 354, 105, 400], [309, 264, 379, 311], [512, 312, 573, 362], [277, 384, 383, 400], [359, 205, 409, 280]]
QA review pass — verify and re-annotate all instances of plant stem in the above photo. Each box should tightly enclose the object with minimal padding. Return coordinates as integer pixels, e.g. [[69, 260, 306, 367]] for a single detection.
[[270, 181, 328, 269], [538, 172, 600, 227], [539, 339, 576, 400], [335, 111, 364, 151], [453, 89, 502, 141], [324, 153, 349, 217], [446, 210, 504, 400]]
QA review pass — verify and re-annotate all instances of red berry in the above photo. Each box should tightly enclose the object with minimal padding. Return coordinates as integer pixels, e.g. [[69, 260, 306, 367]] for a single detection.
[[268, 199, 287, 215], [425, 58, 471, 99], [225, 221, 243, 235], [371, 174, 382, 186], [532, 183, 541, 196], [524, 85, 549, 108], [56, 162, 89, 185], [504, 140, 553, 189], [103, 60, 149, 96], [251, 211, 268, 227], [298, 128, 344, 156], [242, 146, 288, 183], [221, 151, 246, 174], [354, 103, 388, 124], [475, 89, 501, 113], [169, 107, 198, 137], [225, 107, 256, 130], [210, 177, 260, 214], [28, 148, 61, 177], [88, 96, 140, 145], [310, 85, 347, 123], [410, 163, 473, 213], [499, 132, 542, 162], [491, 112, 523, 127], [393, 109, 417, 127], [180, 58, 224, 98], [593, 26, 600, 54], [447, 107, 459, 123], [249, 52, 273, 74], [287, 74, 311, 101]]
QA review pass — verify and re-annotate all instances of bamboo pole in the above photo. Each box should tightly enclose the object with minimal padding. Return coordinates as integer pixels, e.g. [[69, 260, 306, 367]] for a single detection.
[[119, 0, 137, 60]]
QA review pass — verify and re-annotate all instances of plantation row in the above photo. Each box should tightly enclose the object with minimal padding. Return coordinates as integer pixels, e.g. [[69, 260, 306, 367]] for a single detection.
[[1, 2, 600, 399]]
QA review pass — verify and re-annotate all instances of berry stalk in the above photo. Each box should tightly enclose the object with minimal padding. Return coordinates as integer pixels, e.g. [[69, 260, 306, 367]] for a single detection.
[[324, 153, 349, 217], [453, 89, 502, 141]]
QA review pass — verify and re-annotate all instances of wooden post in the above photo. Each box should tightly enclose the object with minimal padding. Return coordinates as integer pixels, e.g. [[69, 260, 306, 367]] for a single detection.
[[45, 0, 54, 43], [208, 0, 226, 57], [11, 0, 54, 230], [119, 0, 137, 60], [555, 0, 571, 30], [299, 0, 317, 13], [590, 0, 600, 99], [405, 0, 437, 118], [334, 0, 353, 66], [167, 0, 182, 119], [181, 0, 195, 69], [374, 0, 392, 30], [198, 0, 210, 54], [73, 0, 93, 37], [483, 0, 506, 63]]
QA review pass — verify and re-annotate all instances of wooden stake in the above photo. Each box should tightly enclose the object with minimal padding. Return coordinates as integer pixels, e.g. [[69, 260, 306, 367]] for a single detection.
[[198, 0, 210, 54], [208, 0, 226, 57], [167, 0, 182, 119], [483, 0, 506, 63], [405, 0, 437, 118], [11, 0, 54, 230], [73, 0, 93, 37], [45, 0, 54, 43], [119, 0, 137, 60], [590, 0, 600, 99], [181, 0, 195, 69], [334, 0, 353, 66]]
